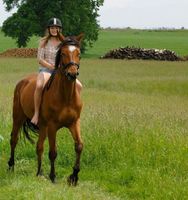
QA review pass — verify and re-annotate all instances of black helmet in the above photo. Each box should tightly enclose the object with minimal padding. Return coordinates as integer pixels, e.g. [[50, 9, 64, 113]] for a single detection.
[[47, 18, 62, 28]]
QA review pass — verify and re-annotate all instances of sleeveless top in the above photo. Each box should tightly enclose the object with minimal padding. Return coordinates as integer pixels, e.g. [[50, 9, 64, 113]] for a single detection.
[[37, 40, 60, 71]]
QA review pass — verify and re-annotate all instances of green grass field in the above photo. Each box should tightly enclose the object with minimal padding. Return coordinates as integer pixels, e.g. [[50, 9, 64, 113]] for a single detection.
[[1, 28, 188, 58], [1, 29, 188, 199], [86, 29, 188, 58]]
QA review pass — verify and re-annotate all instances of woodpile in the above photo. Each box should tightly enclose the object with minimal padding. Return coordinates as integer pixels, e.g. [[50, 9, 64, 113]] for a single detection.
[[183, 55, 188, 61], [0, 48, 37, 57], [101, 46, 182, 61]]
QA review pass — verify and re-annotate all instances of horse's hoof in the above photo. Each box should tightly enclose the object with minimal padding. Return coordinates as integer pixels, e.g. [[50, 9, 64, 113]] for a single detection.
[[67, 174, 78, 186], [49, 174, 56, 183], [8, 161, 14, 172], [7, 165, 14, 172], [36, 169, 43, 176]]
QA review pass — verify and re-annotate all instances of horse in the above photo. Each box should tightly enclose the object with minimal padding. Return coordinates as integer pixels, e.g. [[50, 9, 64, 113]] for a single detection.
[[8, 33, 84, 185]]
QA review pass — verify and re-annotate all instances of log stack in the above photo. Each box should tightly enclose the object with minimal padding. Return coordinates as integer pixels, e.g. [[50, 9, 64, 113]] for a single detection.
[[101, 46, 182, 61], [0, 48, 37, 57]]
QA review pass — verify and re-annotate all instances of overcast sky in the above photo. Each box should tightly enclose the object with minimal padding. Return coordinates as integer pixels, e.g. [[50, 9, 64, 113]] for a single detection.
[[0, 0, 188, 29]]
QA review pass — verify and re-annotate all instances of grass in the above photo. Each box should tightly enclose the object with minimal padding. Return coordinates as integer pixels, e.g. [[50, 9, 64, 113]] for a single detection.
[[0, 28, 39, 53], [86, 29, 188, 58], [1, 57, 188, 199], [1, 28, 188, 58]]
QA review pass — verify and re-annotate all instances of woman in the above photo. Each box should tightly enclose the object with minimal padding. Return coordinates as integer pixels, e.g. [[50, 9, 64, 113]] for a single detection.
[[31, 17, 82, 128]]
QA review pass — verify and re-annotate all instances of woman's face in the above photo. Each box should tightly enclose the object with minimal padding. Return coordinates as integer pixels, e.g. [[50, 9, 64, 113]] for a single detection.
[[49, 26, 60, 36]]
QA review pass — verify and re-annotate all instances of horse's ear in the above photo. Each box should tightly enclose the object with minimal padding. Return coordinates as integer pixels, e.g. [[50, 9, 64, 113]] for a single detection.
[[76, 33, 84, 43], [57, 31, 65, 42]]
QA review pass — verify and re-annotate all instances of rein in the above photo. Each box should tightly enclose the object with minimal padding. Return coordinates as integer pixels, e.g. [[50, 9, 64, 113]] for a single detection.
[[46, 70, 57, 90]]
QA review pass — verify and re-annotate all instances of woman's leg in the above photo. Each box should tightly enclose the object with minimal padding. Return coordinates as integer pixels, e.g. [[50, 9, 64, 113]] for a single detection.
[[76, 79, 82, 94], [31, 72, 51, 125]]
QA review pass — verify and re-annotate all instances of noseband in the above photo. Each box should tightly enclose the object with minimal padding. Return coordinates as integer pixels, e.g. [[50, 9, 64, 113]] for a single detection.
[[62, 61, 80, 70]]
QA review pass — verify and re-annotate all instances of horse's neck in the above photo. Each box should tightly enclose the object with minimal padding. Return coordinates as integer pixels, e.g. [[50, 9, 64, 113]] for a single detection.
[[56, 71, 76, 103]]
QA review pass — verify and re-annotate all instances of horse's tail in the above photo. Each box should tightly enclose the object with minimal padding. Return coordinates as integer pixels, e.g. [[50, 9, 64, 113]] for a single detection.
[[22, 119, 39, 144]]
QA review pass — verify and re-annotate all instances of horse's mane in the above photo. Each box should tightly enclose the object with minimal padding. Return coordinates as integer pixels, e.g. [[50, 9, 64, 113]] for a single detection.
[[55, 36, 80, 69]]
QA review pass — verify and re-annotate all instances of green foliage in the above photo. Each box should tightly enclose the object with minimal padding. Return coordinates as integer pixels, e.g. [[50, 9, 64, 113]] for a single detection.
[[2, 0, 104, 50]]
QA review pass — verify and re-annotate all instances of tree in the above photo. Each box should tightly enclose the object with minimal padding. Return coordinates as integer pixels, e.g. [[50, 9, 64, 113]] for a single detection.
[[2, 0, 104, 51]]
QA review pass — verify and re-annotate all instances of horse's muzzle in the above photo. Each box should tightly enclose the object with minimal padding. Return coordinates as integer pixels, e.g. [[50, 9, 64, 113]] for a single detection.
[[66, 72, 79, 81]]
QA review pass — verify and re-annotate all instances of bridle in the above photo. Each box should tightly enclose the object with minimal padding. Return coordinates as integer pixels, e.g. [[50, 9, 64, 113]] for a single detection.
[[60, 38, 80, 73]]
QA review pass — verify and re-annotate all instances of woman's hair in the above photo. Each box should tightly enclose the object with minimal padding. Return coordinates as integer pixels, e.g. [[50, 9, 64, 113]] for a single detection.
[[40, 28, 62, 48]]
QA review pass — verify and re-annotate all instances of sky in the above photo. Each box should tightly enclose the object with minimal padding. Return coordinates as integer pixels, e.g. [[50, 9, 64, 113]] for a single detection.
[[0, 0, 188, 29]]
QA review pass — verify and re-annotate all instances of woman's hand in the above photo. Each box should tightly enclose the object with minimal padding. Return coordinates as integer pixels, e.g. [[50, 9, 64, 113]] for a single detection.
[[39, 59, 55, 70]]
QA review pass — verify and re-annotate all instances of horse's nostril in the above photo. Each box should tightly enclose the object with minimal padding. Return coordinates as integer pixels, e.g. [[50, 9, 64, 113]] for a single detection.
[[66, 72, 77, 81], [76, 72, 79, 76]]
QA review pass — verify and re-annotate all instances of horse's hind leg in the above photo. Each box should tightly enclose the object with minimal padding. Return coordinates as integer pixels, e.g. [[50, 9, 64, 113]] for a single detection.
[[8, 120, 24, 170], [68, 119, 83, 186], [8, 88, 25, 170]]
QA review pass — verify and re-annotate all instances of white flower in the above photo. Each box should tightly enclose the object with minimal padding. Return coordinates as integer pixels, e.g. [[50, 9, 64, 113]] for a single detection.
[[0, 135, 4, 142]]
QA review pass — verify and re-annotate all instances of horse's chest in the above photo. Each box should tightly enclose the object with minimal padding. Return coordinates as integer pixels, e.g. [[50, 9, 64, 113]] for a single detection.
[[42, 98, 81, 126], [57, 107, 79, 125]]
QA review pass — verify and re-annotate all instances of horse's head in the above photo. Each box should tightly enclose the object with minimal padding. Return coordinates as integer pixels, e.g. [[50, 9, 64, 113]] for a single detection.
[[55, 33, 84, 81]]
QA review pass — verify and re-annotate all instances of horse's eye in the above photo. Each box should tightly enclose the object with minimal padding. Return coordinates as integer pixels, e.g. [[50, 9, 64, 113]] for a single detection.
[[61, 53, 66, 57]]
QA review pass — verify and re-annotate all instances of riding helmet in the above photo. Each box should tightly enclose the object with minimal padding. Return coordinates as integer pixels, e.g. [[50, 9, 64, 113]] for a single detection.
[[47, 18, 62, 28]]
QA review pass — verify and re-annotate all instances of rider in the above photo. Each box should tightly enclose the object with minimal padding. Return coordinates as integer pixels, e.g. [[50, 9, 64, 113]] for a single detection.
[[31, 17, 82, 129]]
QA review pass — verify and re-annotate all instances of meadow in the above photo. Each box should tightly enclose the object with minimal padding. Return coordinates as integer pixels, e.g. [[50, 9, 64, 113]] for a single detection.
[[1, 28, 188, 58], [0, 29, 188, 199]]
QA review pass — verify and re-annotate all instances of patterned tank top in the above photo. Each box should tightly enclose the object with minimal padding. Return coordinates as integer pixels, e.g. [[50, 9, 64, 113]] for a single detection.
[[37, 39, 60, 69]]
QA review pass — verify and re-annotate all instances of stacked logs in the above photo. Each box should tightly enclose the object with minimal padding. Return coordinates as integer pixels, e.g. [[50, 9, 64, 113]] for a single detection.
[[0, 48, 37, 57], [101, 46, 182, 61]]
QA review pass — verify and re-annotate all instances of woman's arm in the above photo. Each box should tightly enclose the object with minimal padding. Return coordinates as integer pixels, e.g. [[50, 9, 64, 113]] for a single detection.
[[37, 40, 55, 70], [38, 59, 54, 70]]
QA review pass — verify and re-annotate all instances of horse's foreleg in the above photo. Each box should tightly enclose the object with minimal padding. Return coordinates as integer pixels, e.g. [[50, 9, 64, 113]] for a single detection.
[[48, 125, 57, 183], [36, 126, 47, 176], [68, 119, 83, 186]]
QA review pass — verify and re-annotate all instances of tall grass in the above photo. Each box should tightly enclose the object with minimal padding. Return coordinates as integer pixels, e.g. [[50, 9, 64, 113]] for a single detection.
[[1, 57, 188, 199]]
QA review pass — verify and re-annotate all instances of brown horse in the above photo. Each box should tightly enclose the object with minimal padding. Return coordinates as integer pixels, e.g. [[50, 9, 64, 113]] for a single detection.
[[8, 33, 84, 185]]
